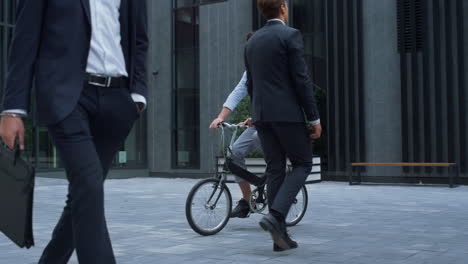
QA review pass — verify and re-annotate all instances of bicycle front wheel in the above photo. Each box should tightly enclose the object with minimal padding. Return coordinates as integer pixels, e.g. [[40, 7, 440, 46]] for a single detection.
[[285, 185, 308, 227], [185, 178, 232, 236]]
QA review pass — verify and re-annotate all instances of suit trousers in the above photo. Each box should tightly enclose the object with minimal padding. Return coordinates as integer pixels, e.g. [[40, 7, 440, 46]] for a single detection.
[[38, 83, 139, 264], [255, 122, 313, 217]]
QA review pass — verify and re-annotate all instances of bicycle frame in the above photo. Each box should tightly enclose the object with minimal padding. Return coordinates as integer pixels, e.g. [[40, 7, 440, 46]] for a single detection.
[[220, 122, 242, 159], [214, 122, 244, 179], [186, 121, 309, 234], [207, 122, 244, 208]]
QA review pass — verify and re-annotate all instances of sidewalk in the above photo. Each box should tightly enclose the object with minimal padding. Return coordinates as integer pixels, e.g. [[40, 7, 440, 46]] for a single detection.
[[1, 177, 467, 264]]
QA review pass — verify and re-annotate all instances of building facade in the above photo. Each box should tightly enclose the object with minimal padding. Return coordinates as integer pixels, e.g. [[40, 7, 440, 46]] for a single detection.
[[323, 0, 468, 184], [1, 0, 467, 184]]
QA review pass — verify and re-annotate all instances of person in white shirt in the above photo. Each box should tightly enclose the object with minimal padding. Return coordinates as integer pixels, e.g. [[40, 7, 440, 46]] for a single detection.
[[210, 32, 264, 218], [0, 0, 148, 263]]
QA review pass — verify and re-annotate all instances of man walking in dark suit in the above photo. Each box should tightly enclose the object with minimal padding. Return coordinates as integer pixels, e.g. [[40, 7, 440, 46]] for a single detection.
[[245, 0, 322, 252], [0, 0, 148, 263]]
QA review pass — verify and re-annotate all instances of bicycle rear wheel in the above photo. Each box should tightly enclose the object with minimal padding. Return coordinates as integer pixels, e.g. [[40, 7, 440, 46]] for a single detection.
[[185, 178, 232, 236], [285, 185, 308, 226]]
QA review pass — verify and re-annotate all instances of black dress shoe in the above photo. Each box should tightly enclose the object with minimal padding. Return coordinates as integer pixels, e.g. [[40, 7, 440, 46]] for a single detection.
[[259, 214, 290, 250], [285, 235, 298, 248], [230, 199, 250, 218], [273, 232, 298, 251], [273, 242, 296, 252], [273, 243, 286, 252]]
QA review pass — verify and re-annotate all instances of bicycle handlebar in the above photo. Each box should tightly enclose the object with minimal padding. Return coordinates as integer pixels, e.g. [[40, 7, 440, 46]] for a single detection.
[[217, 122, 247, 153], [218, 121, 246, 129]]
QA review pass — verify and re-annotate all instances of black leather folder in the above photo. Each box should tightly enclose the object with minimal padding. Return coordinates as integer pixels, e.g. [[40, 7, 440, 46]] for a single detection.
[[0, 141, 35, 248]]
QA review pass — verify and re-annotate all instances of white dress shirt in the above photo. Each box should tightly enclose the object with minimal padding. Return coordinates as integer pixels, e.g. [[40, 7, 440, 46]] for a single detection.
[[87, 0, 128, 77], [223, 72, 248, 111], [268, 18, 286, 25], [4, 0, 146, 116]]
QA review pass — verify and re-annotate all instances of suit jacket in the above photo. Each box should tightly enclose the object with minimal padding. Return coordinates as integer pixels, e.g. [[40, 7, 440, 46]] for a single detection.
[[244, 20, 319, 123], [1, 0, 149, 126]]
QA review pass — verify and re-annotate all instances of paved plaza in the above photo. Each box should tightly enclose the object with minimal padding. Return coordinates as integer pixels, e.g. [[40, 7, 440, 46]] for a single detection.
[[1, 176, 467, 264]]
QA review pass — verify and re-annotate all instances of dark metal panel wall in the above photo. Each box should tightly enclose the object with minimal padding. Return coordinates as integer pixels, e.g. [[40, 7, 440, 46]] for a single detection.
[[399, 0, 466, 180], [324, 0, 365, 178]]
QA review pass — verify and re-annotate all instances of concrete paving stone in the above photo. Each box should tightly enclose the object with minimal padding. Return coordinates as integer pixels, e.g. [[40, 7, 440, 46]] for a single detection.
[[1, 178, 467, 264], [398, 251, 468, 264]]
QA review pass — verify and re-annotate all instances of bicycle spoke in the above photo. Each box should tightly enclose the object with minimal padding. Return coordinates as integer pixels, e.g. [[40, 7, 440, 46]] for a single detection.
[[188, 180, 230, 233], [286, 188, 307, 225]]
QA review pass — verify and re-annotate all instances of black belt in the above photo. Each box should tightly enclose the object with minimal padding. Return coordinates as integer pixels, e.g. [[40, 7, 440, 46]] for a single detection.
[[86, 73, 128, 88]]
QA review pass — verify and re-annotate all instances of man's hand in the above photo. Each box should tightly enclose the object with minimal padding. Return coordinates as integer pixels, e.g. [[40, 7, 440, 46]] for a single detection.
[[209, 117, 224, 130], [309, 123, 322, 140], [0, 116, 25, 150], [242, 118, 254, 128], [136, 103, 143, 114], [210, 108, 232, 130]]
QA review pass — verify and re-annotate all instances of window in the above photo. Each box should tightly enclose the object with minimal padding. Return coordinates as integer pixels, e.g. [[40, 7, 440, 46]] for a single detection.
[[0, 0, 16, 103], [173, 5, 200, 169], [290, 0, 326, 92], [176, 0, 227, 8], [290, 0, 327, 156], [172, 0, 226, 168]]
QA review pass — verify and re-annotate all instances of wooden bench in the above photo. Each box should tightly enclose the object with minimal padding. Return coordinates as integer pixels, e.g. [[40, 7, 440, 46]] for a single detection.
[[350, 163, 459, 188]]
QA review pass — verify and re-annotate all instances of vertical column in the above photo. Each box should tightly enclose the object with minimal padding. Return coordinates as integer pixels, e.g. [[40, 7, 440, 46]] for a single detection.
[[459, 0, 467, 177], [324, 0, 366, 180], [199, 0, 252, 174], [147, 0, 173, 173], [362, 0, 402, 178]]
